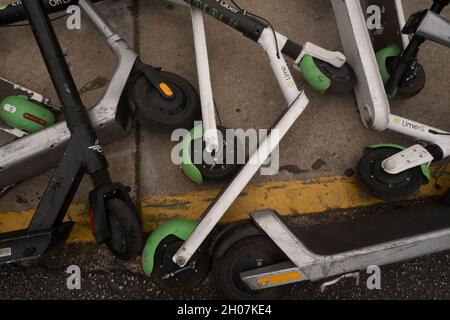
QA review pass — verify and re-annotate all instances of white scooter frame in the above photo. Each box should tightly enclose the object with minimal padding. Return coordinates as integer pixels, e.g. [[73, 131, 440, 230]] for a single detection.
[[168, 0, 351, 265], [235, 193, 450, 295], [145, 0, 355, 284], [331, 0, 450, 177]]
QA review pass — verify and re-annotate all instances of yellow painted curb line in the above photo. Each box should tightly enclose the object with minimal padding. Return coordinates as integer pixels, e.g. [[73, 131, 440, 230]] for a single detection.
[[1, 164, 449, 242]]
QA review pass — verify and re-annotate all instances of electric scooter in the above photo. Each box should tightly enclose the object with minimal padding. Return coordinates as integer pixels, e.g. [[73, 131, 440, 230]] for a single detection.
[[206, 189, 450, 299], [142, 0, 356, 291], [0, 0, 145, 264], [0, 0, 200, 191], [167, 0, 356, 185], [332, 0, 450, 201], [164, 0, 242, 184]]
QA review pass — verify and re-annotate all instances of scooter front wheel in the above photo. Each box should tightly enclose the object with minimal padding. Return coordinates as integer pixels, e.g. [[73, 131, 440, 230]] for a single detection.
[[357, 146, 424, 201], [212, 235, 290, 300], [182, 126, 244, 185], [105, 198, 144, 260], [132, 71, 201, 130]]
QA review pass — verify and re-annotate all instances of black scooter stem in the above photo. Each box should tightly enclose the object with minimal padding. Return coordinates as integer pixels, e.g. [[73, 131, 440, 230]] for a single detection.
[[0, 0, 103, 25], [385, 0, 449, 94], [22, 0, 108, 174], [22, 0, 90, 129], [181, 0, 267, 42]]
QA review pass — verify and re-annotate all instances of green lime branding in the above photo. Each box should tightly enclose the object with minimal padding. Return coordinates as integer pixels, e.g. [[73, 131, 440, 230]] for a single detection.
[[282, 66, 293, 85], [400, 119, 425, 132], [193, 0, 203, 9], [209, 8, 219, 18], [393, 117, 401, 125]]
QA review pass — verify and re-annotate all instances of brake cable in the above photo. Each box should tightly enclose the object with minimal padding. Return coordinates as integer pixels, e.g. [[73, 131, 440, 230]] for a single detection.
[[229, 0, 281, 59]]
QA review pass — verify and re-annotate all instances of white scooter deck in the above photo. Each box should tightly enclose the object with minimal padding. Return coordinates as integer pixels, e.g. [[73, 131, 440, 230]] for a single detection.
[[242, 195, 450, 290]]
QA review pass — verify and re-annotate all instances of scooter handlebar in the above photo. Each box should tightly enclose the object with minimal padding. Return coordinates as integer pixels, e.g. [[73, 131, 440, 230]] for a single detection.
[[0, 0, 103, 25]]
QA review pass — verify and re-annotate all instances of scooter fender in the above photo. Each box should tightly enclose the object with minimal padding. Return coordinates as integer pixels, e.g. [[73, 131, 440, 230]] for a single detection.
[[368, 144, 431, 182], [89, 182, 138, 244], [142, 219, 199, 276], [181, 124, 204, 185], [209, 220, 264, 260]]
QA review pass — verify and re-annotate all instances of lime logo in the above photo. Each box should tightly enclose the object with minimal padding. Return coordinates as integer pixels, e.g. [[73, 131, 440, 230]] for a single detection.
[[193, 0, 203, 9], [288, 80, 295, 88], [393, 117, 401, 125], [3, 104, 17, 114], [209, 8, 219, 18]]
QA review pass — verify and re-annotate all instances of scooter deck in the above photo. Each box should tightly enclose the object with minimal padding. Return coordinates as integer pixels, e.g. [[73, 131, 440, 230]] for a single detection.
[[0, 222, 74, 264], [243, 196, 450, 288], [286, 199, 450, 256], [363, 0, 408, 52]]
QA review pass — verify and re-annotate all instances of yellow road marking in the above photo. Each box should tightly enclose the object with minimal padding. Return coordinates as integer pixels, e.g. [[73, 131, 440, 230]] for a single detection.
[[1, 164, 448, 242]]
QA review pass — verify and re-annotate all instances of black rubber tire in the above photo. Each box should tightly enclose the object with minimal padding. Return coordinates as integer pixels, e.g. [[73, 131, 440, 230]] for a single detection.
[[213, 235, 290, 300], [313, 58, 357, 94], [105, 198, 144, 260], [132, 71, 200, 130], [386, 57, 426, 100], [396, 63, 426, 99], [192, 127, 244, 181], [357, 147, 424, 201]]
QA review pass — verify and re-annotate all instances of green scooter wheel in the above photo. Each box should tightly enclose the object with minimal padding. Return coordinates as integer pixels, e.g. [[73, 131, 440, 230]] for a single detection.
[[142, 219, 210, 291], [299, 55, 356, 94], [181, 125, 243, 185]]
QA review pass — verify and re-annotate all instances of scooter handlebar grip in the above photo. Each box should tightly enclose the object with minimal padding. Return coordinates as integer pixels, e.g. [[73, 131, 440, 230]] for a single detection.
[[281, 39, 303, 61]]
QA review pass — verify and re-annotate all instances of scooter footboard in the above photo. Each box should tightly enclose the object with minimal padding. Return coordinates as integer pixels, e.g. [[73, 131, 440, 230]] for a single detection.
[[245, 198, 450, 288]]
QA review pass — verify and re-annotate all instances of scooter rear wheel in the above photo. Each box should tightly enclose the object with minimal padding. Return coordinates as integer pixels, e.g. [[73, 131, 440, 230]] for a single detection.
[[357, 147, 424, 201], [105, 198, 144, 260], [213, 235, 290, 300], [132, 71, 200, 130]]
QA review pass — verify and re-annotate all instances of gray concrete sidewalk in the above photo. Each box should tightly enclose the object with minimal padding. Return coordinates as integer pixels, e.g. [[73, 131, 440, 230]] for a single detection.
[[1, 0, 448, 214]]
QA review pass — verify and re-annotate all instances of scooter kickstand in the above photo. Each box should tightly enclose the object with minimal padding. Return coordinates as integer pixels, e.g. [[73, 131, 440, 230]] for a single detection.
[[320, 272, 360, 293], [0, 184, 15, 199]]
